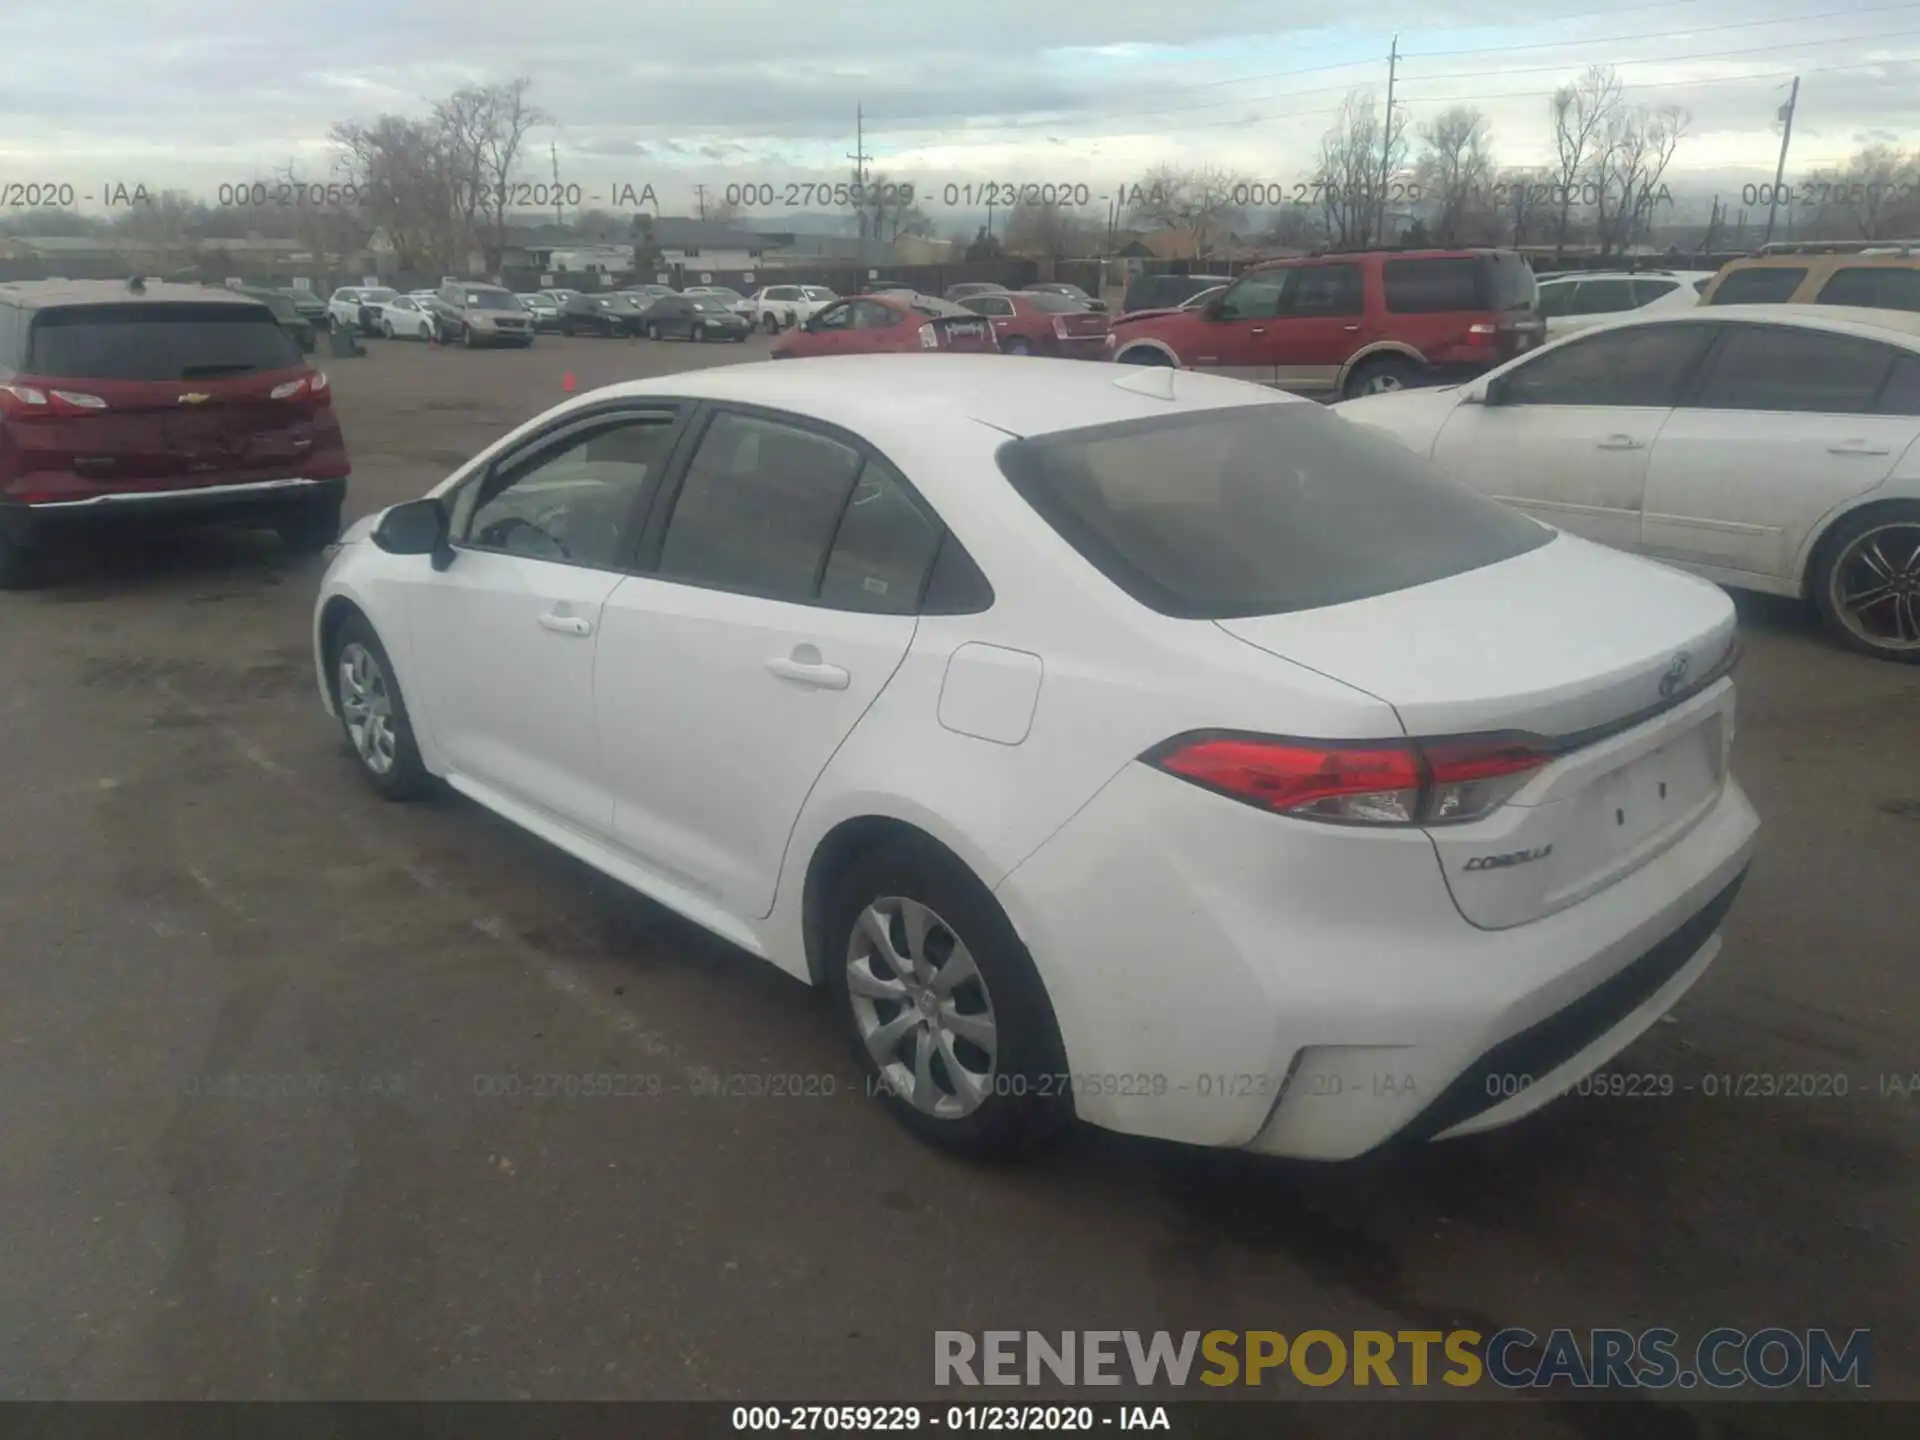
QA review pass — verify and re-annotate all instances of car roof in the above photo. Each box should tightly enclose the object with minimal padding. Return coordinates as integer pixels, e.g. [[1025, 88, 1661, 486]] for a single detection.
[[588, 354, 1304, 441], [1566, 302, 1920, 344], [0, 278, 268, 311], [1539, 270, 1718, 281]]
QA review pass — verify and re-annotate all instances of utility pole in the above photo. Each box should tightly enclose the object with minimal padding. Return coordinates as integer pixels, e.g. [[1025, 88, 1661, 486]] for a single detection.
[[694, 183, 708, 221], [1764, 76, 1799, 246], [1377, 34, 1399, 246], [846, 104, 868, 242], [550, 141, 562, 231], [1704, 194, 1721, 257]]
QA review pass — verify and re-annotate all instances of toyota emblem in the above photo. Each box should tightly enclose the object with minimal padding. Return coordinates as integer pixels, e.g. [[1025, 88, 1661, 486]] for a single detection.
[[1658, 653, 1691, 697]]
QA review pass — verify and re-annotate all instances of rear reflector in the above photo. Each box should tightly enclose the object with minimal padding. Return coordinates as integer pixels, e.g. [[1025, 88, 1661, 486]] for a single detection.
[[1145, 732, 1551, 826]]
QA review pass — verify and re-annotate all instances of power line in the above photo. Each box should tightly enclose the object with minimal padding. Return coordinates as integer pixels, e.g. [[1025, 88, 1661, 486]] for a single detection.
[[1399, 2, 1920, 61], [1404, 24, 1920, 83]]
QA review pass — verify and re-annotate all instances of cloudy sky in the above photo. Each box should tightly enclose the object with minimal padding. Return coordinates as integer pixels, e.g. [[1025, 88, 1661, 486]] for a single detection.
[[4, 0, 1918, 218]]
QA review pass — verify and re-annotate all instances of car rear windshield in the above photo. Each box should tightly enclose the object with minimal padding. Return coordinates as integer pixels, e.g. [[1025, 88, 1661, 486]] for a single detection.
[[25, 303, 303, 380], [464, 290, 519, 309], [1383, 254, 1535, 313], [1707, 266, 1806, 304], [995, 402, 1553, 619], [1027, 292, 1091, 313], [360, 289, 396, 303]]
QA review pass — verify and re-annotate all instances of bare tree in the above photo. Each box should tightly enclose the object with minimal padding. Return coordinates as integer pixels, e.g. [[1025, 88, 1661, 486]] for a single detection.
[[1591, 103, 1689, 254], [1259, 205, 1328, 251], [271, 160, 369, 274], [331, 115, 463, 272], [110, 190, 213, 272], [849, 173, 932, 243], [1003, 199, 1094, 259], [470, 79, 548, 272], [1415, 106, 1494, 246], [1492, 166, 1555, 247], [1549, 65, 1624, 260], [1125, 164, 1248, 258], [704, 194, 744, 226], [1800, 144, 1920, 239], [1314, 90, 1403, 248]]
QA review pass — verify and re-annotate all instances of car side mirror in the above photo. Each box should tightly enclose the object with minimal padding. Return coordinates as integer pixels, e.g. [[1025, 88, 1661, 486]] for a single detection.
[[1476, 377, 1507, 407], [373, 497, 449, 562]]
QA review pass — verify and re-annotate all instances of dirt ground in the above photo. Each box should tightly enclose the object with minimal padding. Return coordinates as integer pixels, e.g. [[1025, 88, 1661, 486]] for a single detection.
[[0, 333, 1914, 1431]]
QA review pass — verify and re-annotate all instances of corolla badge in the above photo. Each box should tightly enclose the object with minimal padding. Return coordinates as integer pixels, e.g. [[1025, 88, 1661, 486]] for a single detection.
[[1657, 653, 1691, 698]]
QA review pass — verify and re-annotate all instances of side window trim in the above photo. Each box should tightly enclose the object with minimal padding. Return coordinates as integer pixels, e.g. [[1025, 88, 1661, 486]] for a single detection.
[[634, 399, 967, 614], [448, 400, 690, 572]]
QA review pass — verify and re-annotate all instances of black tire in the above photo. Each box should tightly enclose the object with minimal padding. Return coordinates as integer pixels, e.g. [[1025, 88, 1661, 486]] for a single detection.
[[1810, 502, 1920, 663], [381, 320, 395, 340], [0, 531, 43, 590], [462, 325, 478, 349], [692, 323, 706, 343], [645, 322, 660, 341], [561, 320, 575, 337], [763, 313, 780, 334], [826, 835, 1072, 1160], [275, 495, 342, 554], [1001, 337, 1031, 356], [1343, 354, 1421, 399], [329, 613, 433, 801]]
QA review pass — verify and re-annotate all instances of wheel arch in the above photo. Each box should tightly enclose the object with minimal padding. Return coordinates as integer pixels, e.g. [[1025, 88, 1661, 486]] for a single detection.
[[1336, 341, 1427, 392], [316, 594, 366, 694], [1798, 492, 1920, 599]]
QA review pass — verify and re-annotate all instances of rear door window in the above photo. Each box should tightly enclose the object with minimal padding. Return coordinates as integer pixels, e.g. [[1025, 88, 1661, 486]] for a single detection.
[[1384, 257, 1488, 313], [25, 304, 302, 379], [1706, 267, 1806, 304], [995, 403, 1551, 619], [1568, 278, 1637, 315], [1814, 266, 1920, 312], [1630, 278, 1681, 305], [1688, 324, 1903, 414], [1286, 264, 1365, 317]]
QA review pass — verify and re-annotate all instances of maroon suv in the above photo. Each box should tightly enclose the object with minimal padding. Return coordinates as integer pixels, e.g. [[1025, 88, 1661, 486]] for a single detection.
[[0, 279, 348, 587]]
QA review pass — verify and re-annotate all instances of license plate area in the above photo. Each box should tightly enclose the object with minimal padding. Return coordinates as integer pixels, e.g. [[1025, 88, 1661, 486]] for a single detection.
[[1547, 714, 1723, 892]]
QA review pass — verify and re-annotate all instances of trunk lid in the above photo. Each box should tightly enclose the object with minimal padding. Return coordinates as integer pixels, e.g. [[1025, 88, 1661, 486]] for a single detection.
[[1216, 536, 1739, 929], [3, 301, 341, 500], [1053, 311, 1110, 339]]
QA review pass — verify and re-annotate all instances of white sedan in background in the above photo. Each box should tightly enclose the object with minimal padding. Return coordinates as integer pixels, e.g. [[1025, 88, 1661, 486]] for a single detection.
[[312, 356, 1756, 1162], [747, 284, 839, 332], [376, 295, 440, 340], [1535, 269, 1717, 339], [1333, 304, 1920, 661]]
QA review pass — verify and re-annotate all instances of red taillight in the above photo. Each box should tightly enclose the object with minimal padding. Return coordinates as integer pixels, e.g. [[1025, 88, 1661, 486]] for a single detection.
[[1146, 733, 1550, 826], [0, 384, 107, 419], [1466, 323, 1498, 338], [268, 371, 331, 406]]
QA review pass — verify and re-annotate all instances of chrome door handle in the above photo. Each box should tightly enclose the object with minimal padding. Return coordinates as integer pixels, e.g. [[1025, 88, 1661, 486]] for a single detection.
[[766, 657, 849, 689], [1342, 324, 1361, 332], [537, 612, 592, 636], [1596, 435, 1645, 450], [1828, 442, 1891, 455], [1249, 327, 1265, 335]]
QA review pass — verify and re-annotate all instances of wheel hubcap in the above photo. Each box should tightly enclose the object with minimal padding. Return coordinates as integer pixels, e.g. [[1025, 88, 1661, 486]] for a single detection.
[[337, 641, 399, 775], [1365, 372, 1403, 393], [846, 897, 998, 1119], [1832, 522, 1920, 651]]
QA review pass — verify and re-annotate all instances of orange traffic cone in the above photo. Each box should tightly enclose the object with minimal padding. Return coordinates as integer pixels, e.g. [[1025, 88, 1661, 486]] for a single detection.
[[562, 372, 576, 393]]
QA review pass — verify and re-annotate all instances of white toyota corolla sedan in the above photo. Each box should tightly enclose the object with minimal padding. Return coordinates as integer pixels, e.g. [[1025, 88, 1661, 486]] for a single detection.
[[312, 355, 1759, 1161]]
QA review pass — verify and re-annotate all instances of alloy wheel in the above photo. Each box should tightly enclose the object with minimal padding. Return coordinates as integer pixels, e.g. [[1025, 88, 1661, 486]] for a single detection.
[[338, 641, 399, 775], [1830, 521, 1920, 653], [846, 897, 998, 1119], [1362, 371, 1405, 394]]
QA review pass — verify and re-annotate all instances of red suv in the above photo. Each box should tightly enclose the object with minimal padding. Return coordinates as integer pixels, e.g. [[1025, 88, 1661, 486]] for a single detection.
[[0, 279, 348, 587], [1107, 249, 1542, 399]]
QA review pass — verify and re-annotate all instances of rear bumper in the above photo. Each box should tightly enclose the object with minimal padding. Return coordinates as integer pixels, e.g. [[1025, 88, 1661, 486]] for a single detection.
[[1, 475, 347, 544], [994, 763, 1759, 1159]]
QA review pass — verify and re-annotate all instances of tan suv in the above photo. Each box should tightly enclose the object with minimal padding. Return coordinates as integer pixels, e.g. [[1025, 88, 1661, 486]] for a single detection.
[[1699, 245, 1920, 311]]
